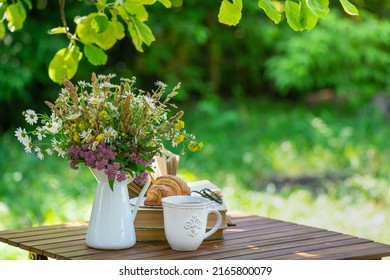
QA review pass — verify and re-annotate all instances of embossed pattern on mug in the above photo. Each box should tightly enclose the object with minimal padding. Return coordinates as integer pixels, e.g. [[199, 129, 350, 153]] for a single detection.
[[184, 214, 203, 237]]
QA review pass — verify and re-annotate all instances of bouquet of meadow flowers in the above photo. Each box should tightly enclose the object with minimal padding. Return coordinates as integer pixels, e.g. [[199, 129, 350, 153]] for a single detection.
[[15, 73, 202, 189]]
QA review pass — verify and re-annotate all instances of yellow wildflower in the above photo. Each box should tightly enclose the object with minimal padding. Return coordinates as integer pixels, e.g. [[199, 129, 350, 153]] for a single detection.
[[96, 134, 104, 142], [73, 133, 80, 142], [174, 134, 184, 144], [100, 110, 109, 120], [78, 122, 86, 131], [175, 120, 185, 130], [188, 141, 203, 152]]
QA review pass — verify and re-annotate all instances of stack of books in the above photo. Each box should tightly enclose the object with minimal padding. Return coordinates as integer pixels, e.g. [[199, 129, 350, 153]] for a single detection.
[[127, 148, 180, 198], [133, 180, 228, 241]]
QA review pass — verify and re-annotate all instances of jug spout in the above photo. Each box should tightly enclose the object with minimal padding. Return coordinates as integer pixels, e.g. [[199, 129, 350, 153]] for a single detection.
[[132, 175, 151, 218]]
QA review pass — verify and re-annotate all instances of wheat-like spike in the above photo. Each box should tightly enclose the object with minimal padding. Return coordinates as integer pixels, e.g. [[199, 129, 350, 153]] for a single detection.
[[164, 82, 181, 103], [169, 110, 184, 123], [63, 79, 79, 106], [44, 101, 64, 119], [91, 72, 98, 84]]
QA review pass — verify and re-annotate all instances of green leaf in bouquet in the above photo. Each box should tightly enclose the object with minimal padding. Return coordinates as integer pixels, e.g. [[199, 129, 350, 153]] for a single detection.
[[48, 45, 83, 84], [109, 179, 114, 192], [5, 1, 27, 31], [218, 0, 243, 26], [91, 13, 110, 33], [339, 0, 359, 15], [84, 44, 108, 66], [258, 0, 282, 24]]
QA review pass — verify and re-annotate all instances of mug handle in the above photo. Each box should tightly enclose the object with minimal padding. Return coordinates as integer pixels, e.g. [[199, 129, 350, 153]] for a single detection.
[[203, 209, 222, 240]]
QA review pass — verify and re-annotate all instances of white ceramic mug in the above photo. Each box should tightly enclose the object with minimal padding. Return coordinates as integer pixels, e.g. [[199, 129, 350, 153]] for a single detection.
[[161, 195, 222, 251]]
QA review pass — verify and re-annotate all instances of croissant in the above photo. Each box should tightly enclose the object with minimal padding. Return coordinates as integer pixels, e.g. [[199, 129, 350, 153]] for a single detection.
[[144, 175, 190, 206]]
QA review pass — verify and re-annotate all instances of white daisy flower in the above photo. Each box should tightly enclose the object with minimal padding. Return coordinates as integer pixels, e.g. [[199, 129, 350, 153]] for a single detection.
[[89, 95, 104, 105], [144, 96, 156, 109], [106, 102, 119, 115], [51, 139, 66, 158], [35, 127, 46, 141], [45, 148, 53, 156], [51, 138, 62, 150], [80, 128, 92, 141], [66, 111, 81, 120], [15, 127, 30, 145], [24, 109, 38, 125], [110, 130, 118, 139], [23, 138, 32, 153], [103, 127, 118, 142], [55, 147, 66, 158], [99, 81, 115, 88], [77, 80, 87, 87], [155, 80, 167, 89], [34, 147, 44, 160]]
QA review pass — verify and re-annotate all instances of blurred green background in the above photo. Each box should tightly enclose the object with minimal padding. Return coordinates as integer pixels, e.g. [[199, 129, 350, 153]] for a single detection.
[[1, 1, 390, 259]]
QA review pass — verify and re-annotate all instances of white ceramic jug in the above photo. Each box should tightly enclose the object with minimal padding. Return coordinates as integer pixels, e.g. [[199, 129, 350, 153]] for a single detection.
[[86, 169, 151, 250]]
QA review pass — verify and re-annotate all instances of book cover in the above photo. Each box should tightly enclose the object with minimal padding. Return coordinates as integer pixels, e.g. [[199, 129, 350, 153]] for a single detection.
[[135, 227, 224, 242]]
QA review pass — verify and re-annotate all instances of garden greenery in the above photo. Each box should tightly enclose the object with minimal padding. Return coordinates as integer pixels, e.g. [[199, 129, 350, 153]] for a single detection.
[[265, 11, 390, 104], [0, 0, 359, 83]]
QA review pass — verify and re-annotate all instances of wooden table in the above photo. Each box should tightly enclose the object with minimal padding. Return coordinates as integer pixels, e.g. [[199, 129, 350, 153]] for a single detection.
[[1, 212, 390, 260]]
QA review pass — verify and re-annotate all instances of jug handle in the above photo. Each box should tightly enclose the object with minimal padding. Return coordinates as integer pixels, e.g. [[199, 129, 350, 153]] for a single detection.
[[132, 175, 151, 218]]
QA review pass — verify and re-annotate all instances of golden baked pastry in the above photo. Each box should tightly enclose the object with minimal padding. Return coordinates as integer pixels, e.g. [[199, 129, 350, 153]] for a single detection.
[[144, 175, 190, 206]]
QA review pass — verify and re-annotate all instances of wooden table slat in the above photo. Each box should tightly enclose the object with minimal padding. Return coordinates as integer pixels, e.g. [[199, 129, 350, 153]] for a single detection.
[[1, 213, 390, 260], [201, 239, 372, 260], [67, 227, 329, 260], [271, 241, 390, 260]]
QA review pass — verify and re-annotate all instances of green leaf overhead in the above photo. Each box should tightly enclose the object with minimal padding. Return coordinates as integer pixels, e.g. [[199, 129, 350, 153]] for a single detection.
[[5, 1, 27, 31], [127, 16, 155, 52], [0, 22, 6, 40], [285, 1, 301, 31], [158, 0, 172, 8], [84, 44, 108, 66], [339, 0, 359, 16], [306, 0, 329, 18], [75, 14, 125, 50], [258, 0, 282, 24], [48, 26, 68, 35], [301, 1, 318, 30], [1, 0, 361, 83], [218, 0, 243, 26], [124, 0, 149, 22], [91, 13, 110, 33], [48, 45, 83, 84], [285, 0, 319, 31], [22, 0, 32, 10]]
